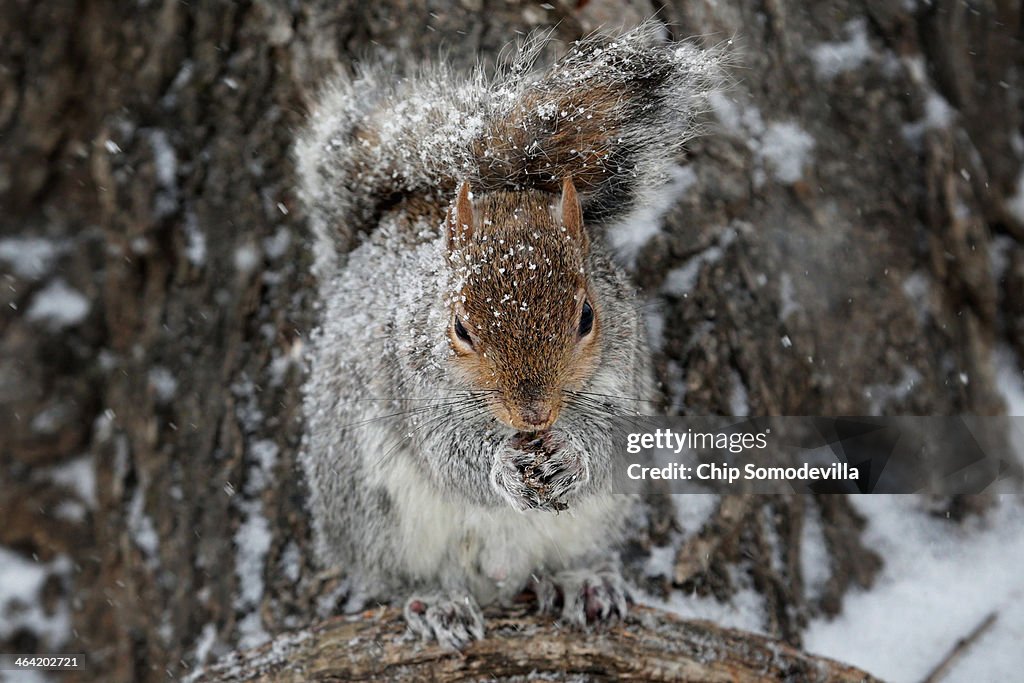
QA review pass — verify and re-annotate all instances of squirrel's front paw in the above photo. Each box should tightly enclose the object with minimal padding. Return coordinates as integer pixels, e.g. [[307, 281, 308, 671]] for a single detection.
[[491, 432, 589, 512], [531, 568, 630, 627], [403, 593, 485, 650]]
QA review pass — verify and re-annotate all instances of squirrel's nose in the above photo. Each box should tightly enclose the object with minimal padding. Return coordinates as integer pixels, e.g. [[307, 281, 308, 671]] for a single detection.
[[516, 402, 557, 430], [521, 404, 552, 427]]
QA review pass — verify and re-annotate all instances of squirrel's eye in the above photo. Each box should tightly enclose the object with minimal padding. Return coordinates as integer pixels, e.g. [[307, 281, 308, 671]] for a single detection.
[[579, 300, 594, 337], [454, 317, 473, 345]]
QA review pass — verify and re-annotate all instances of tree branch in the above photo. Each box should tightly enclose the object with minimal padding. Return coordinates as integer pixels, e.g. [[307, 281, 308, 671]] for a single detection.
[[195, 605, 878, 682]]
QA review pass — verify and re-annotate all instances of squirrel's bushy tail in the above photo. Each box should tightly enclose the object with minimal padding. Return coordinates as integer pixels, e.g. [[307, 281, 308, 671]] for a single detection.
[[297, 21, 724, 276]]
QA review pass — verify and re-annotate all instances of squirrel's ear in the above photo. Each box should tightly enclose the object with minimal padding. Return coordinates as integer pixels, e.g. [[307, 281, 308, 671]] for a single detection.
[[447, 181, 475, 248], [560, 176, 585, 243]]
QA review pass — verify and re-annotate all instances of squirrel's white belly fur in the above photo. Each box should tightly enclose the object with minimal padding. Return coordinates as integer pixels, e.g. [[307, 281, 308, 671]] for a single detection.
[[372, 451, 628, 603]]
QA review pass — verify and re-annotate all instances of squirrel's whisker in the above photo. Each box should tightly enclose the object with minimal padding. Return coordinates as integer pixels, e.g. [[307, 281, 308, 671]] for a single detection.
[[354, 391, 497, 402], [372, 402, 491, 469], [338, 396, 486, 430], [567, 389, 649, 403]]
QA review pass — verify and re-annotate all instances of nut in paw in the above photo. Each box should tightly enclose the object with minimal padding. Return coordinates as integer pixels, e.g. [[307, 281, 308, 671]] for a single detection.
[[490, 430, 590, 512]]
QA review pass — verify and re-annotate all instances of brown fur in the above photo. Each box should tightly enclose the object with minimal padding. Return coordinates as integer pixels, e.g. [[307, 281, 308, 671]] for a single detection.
[[472, 84, 625, 195], [445, 180, 601, 431]]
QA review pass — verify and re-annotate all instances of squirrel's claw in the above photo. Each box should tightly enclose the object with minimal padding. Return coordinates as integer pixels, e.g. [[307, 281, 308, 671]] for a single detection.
[[531, 568, 630, 628], [403, 593, 485, 650]]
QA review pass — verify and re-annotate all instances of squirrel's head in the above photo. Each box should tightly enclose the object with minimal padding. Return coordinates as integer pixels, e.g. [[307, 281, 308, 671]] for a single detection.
[[444, 178, 599, 432]]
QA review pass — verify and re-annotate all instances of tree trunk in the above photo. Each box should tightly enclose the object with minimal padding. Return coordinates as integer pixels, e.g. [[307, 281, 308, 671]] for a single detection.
[[0, 0, 1020, 681]]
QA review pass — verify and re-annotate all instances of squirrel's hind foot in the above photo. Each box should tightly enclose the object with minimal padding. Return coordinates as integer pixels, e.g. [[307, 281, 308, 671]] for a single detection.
[[403, 593, 485, 650], [530, 567, 630, 628]]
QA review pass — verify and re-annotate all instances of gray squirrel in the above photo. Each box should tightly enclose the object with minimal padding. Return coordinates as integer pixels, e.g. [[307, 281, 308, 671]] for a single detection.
[[296, 22, 722, 649]]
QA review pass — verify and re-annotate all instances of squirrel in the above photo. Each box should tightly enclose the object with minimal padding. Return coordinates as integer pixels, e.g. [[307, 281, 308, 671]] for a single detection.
[[296, 22, 722, 649]]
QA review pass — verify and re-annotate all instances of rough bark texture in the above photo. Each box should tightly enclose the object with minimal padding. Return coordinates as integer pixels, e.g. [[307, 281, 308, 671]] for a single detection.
[[1, 0, 1021, 682], [194, 605, 880, 683]]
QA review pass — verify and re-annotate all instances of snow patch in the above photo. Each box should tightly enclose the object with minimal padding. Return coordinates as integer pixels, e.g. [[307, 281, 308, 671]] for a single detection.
[[778, 272, 800, 320], [672, 494, 719, 534], [759, 122, 815, 184], [993, 345, 1024, 417], [991, 345, 1024, 468], [709, 90, 763, 136], [800, 503, 830, 598], [901, 270, 932, 323], [54, 500, 87, 523], [234, 496, 272, 649], [279, 542, 302, 584], [234, 504, 272, 607], [234, 244, 260, 274], [662, 226, 737, 297], [605, 165, 698, 266], [26, 280, 90, 329], [184, 212, 207, 267], [47, 456, 97, 508], [184, 628, 310, 683], [638, 491, 770, 630], [863, 365, 922, 415], [811, 19, 874, 80], [232, 491, 273, 647], [235, 611, 270, 651], [644, 544, 677, 578], [922, 92, 954, 129], [148, 130, 177, 188], [244, 440, 279, 495], [0, 548, 71, 647], [268, 338, 305, 388], [709, 93, 813, 185], [148, 366, 179, 403], [1007, 169, 1024, 226], [263, 228, 291, 260], [642, 567, 767, 635], [728, 369, 750, 417], [30, 401, 72, 435], [902, 92, 956, 143], [900, 55, 958, 146], [0, 238, 62, 280], [989, 234, 1014, 279], [805, 497, 1024, 683], [148, 129, 179, 217], [663, 249, 719, 296], [0, 669, 52, 683], [128, 486, 160, 563], [192, 622, 219, 666]]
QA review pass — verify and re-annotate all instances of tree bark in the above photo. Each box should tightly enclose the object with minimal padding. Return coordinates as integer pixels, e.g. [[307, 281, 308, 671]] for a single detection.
[[0, 0, 1020, 681], [193, 605, 879, 683]]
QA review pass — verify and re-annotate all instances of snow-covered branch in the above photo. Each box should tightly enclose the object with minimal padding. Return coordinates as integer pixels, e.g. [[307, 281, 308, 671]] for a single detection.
[[194, 605, 878, 682]]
